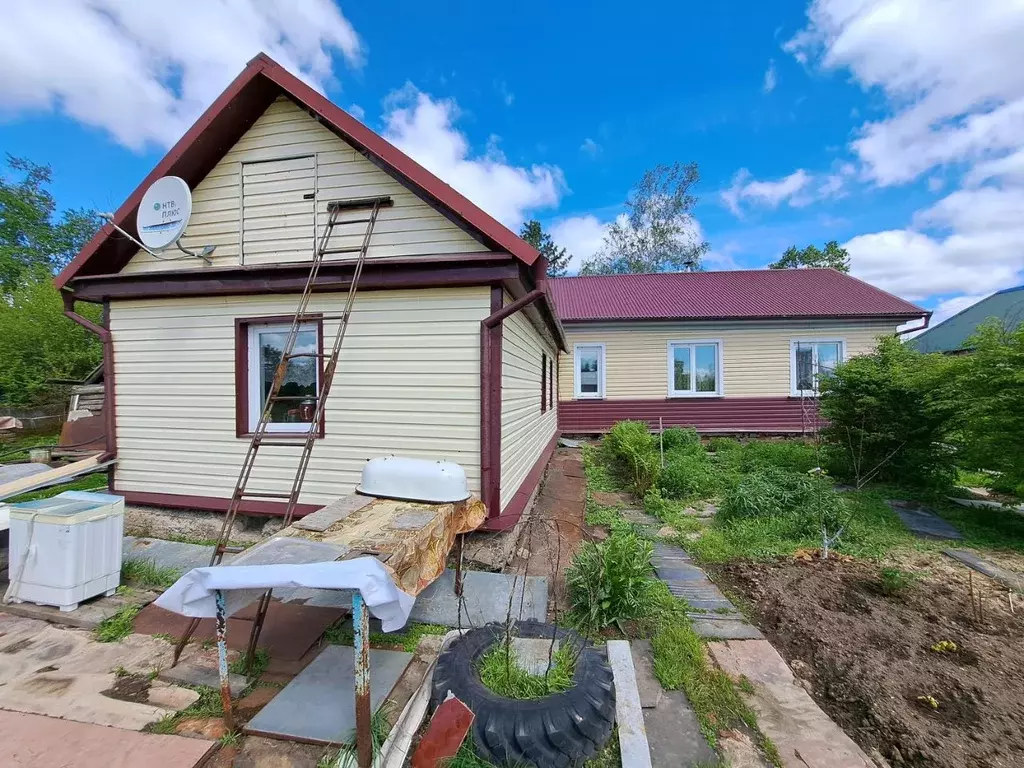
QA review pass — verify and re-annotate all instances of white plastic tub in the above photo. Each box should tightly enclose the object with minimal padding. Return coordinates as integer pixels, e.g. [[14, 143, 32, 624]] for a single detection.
[[7, 490, 124, 611], [357, 457, 470, 503]]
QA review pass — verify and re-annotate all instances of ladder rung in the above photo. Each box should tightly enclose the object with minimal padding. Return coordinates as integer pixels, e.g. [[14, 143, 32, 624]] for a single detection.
[[326, 196, 394, 211], [328, 217, 373, 227], [268, 395, 316, 401], [258, 439, 310, 447], [321, 246, 364, 255], [239, 491, 294, 499], [219, 545, 246, 554]]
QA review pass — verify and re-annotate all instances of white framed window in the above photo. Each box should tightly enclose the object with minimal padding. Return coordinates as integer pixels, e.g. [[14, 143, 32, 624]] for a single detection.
[[247, 322, 320, 432], [667, 340, 723, 397], [574, 343, 605, 399], [790, 339, 844, 396]]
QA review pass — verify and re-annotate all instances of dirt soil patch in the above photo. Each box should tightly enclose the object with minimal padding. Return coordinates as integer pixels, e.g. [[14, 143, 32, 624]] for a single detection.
[[101, 673, 152, 704], [712, 555, 1024, 768]]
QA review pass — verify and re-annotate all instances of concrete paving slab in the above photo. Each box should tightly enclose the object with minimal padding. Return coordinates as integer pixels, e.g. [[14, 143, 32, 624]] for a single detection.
[[245, 645, 412, 744], [709, 639, 873, 768], [123, 536, 223, 573], [0, 709, 216, 768], [944, 549, 1024, 592], [655, 565, 709, 581], [689, 616, 763, 640], [606, 640, 653, 768], [509, 636, 560, 676], [629, 639, 662, 709], [885, 501, 963, 541], [0, 614, 200, 731], [158, 663, 247, 698], [0, 581, 159, 630], [408, 569, 547, 627], [644, 689, 717, 768], [293, 494, 374, 532]]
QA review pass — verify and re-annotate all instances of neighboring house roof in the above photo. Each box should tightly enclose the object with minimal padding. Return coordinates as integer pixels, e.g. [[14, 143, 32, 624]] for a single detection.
[[908, 285, 1024, 353], [549, 269, 927, 322], [54, 53, 540, 289]]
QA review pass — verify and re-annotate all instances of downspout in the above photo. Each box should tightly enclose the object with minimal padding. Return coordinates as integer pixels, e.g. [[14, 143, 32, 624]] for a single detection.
[[61, 290, 117, 466], [479, 257, 549, 524], [896, 312, 932, 337]]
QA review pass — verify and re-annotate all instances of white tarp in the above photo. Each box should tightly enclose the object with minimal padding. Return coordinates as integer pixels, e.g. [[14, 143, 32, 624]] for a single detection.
[[154, 557, 415, 632]]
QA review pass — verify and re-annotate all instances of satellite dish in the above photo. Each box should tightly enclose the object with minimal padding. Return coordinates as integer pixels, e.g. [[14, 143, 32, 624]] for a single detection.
[[136, 176, 192, 251]]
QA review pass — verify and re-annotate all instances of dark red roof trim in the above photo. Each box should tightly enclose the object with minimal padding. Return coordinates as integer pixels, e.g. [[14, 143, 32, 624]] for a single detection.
[[549, 269, 926, 322], [55, 53, 540, 289]]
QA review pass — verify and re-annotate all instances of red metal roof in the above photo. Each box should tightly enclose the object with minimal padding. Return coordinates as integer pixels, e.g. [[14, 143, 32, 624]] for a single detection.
[[549, 269, 927, 322], [55, 53, 540, 289]]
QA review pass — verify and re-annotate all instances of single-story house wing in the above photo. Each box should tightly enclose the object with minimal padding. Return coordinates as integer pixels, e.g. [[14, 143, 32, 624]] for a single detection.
[[908, 285, 1023, 354], [55, 53, 565, 532], [550, 269, 927, 434]]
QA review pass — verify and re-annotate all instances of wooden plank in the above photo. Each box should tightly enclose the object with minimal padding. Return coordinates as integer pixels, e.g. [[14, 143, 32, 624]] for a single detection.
[[0, 455, 107, 501], [606, 640, 653, 768]]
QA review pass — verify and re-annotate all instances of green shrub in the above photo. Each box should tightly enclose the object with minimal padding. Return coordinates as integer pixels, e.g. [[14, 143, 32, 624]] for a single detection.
[[708, 436, 742, 453], [602, 420, 661, 496], [566, 531, 658, 633], [661, 426, 702, 455], [719, 467, 846, 537], [819, 336, 958, 490], [877, 566, 917, 596], [659, 454, 719, 500], [643, 487, 670, 519], [739, 440, 818, 473]]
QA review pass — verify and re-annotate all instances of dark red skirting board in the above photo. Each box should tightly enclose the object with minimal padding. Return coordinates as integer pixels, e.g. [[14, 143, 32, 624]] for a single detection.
[[557, 397, 819, 435], [117, 489, 321, 518]]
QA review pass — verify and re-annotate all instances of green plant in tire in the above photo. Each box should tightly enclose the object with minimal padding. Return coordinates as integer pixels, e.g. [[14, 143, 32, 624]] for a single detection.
[[566, 531, 658, 633]]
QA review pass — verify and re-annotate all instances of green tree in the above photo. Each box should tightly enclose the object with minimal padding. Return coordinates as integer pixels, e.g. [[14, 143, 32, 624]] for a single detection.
[[519, 219, 571, 277], [0, 155, 100, 296], [581, 162, 708, 275], [950, 319, 1024, 494], [0, 155, 103, 406], [769, 240, 850, 273]]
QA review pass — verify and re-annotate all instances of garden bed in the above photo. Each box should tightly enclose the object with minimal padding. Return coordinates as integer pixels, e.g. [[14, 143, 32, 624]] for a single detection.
[[713, 555, 1024, 768]]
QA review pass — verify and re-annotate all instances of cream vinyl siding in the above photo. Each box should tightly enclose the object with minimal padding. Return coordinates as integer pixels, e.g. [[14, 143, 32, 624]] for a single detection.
[[109, 287, 488, 505], [500, 295, 558, 512], [122, 96, 485, 274], [559, 320, 899, 400]]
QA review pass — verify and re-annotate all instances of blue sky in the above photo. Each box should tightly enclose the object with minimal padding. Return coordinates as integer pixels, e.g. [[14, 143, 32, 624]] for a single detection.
[[2, 1, 1023, 326]]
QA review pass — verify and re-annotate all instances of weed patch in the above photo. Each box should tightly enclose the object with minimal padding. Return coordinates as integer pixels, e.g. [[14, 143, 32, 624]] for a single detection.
[[95, 604, 141, 643], [477, 641, 575, 699], [121, 558, 180, 590], [322, 621, 447, 653], [566, 531, 658, 634]]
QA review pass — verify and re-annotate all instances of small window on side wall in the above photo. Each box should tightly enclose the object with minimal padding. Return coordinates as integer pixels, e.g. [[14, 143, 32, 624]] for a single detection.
[[549, 357, 555, 409], [574, 343, 605, 399], [790, 339, 844, 396], [667, 341, 722, 397], [541, 352, 548, 413], [236, 317, 324, 437]]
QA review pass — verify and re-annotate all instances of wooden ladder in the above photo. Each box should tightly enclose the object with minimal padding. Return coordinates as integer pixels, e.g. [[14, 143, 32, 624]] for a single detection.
[[172, 195, 393, 666]]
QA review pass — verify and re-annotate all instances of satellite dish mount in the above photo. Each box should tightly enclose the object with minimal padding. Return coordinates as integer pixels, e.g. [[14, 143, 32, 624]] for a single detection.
[[101, 176, 215, 264]]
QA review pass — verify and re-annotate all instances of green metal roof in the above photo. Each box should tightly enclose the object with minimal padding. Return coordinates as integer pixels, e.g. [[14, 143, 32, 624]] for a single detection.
[[909, 285, 1024, 353]]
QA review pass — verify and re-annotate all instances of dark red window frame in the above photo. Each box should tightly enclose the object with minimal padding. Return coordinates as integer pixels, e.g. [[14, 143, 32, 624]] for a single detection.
[[549, 356, 555, 409], [541, 352, 548, 413], [234, 314, 326, 439]]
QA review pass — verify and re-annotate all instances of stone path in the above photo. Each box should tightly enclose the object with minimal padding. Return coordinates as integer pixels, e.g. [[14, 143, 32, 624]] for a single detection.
[[709, 640, 874, 768], [651, 543, 762, 640], [0, 710, 215, 768]]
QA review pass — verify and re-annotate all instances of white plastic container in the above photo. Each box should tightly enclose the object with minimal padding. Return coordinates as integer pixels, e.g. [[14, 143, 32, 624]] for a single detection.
[[7, 490, 124, 611], [357, 456, 470, 503]]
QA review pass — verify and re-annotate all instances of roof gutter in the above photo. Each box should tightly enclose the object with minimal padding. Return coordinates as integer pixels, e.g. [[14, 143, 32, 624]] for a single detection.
[[479, 258, 550, 526], [896, 311, 932, 337], [61, 291, 117, 466]]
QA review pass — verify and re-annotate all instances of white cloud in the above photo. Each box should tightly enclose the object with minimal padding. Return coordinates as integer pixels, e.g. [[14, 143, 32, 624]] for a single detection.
[[348, 103, 366, 121], [495, 81, 514, 106], [763, 60, 778, 93], [787, 0, 1024, 186], [844, 186, 1024, 300], [721, 168, 811, 214], [0, 0, 363, 151], [382, 84, 565, 228], [580, 138, 602, 157], [550, 214, 610, 273]]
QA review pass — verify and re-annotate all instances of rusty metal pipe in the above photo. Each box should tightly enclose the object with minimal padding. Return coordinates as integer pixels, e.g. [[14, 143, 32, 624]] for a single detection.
[[353, 592, 372, 768], [215, 590, 235, 732]]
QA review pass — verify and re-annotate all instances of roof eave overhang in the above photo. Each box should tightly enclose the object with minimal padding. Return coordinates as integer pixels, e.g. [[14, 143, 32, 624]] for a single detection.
[[558, 312, 929, 324]]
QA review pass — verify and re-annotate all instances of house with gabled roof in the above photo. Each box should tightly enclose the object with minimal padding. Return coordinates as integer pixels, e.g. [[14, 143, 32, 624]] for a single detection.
[[908, 285, 1024, 354], [550, 270, 928, 434], [56, 53, 565, 531]]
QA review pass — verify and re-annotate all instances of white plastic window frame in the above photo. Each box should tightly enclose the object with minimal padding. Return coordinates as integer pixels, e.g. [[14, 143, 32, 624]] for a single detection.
[[790, 338, 845, 397], [247, 321, 320, 433], [666, 340, 724, 398], [573, 343, 606, 399]]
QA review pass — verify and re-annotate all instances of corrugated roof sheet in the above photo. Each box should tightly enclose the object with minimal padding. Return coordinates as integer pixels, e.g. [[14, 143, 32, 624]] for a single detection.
[[908, 285, 1024, 353], [549, 269, 926, 322]]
